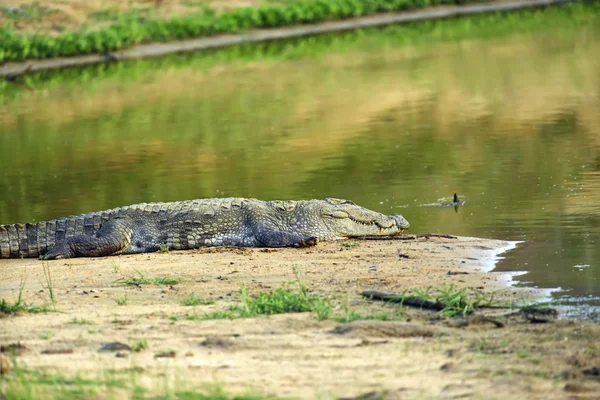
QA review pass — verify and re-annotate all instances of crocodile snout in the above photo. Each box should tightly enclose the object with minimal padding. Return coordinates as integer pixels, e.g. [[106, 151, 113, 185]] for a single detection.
[[391, 214, 410, 231]]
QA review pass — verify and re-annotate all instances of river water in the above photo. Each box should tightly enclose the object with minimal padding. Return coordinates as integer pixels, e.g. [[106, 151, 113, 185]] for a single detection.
[[1, 7, 599, 317]]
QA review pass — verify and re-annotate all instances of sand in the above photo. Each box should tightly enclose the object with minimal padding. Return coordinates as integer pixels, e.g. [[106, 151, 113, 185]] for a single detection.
[[1, 236, 599, 398]]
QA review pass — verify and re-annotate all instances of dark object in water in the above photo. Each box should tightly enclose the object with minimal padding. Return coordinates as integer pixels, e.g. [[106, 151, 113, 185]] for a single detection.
[[444, 193, 465, 213]]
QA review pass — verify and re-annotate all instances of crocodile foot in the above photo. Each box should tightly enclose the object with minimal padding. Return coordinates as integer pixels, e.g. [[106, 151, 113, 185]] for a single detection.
[[295, 237, 318, 248]]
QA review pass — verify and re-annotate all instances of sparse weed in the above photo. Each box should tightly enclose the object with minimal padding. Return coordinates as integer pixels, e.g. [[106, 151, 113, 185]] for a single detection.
[[158, 245, 170, 253], [176, 385, 273, 399], [1, 367, 127, 399], [336, 296, 392, 323], [130, 339, 148, 352], [41, 261, 57, 311], [115, 271, 180, 286], [340, 240, 359, 248], [112, 295, 129, 306], [169, 311, 236, 321], [39, 330, 53, 340], [0, 276, 52, 315], [171, 274, 331, 322], [236, 270, 331, 320], [411, 284, 496, 317], [112, 263, 120, 273], [198, 311, 236, 320], [67, 318, 93, 325], [335, 312, 390, 323], [180, 293, 214, 306]]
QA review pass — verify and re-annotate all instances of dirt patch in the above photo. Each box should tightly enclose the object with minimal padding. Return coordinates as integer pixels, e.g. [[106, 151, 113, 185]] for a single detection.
[[330, 320, 445, 338], [0, 236, 599, 398]]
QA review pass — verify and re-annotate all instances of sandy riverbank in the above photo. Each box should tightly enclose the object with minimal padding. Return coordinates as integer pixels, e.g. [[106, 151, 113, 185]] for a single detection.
[[1, 236, 599, 398]]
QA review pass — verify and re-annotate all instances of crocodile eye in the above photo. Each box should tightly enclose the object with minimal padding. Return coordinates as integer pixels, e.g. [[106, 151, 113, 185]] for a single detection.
[[325, 198, 355, 205], [327, 211, 349, 219]]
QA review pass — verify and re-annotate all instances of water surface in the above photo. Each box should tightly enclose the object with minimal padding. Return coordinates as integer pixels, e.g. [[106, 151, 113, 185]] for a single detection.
[[1, 5, 599, 317]]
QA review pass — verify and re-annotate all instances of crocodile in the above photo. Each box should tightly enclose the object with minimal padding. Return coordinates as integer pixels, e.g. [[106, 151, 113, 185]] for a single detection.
[[0, 198, 410, 260]]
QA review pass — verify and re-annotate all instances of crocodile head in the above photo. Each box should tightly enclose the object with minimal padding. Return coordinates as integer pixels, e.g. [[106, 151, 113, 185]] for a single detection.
[[319, 198, 410, 238]]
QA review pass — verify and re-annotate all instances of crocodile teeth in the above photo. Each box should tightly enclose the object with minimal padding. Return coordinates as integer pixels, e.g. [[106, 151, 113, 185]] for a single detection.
[[380, 227, 384, 233]]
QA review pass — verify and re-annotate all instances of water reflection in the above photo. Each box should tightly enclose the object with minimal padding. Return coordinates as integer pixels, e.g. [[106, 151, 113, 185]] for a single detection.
[[0, 10, 599, 312]]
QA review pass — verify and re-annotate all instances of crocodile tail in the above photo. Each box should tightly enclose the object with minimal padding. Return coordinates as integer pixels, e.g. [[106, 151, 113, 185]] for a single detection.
[[0, 225, 8, 258], [0, 212, 113, 259], [0, 222, 47, 259]]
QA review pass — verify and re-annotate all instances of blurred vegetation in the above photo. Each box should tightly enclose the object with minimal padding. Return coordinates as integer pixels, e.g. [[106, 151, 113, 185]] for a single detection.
[[0, 0, 561, 62]]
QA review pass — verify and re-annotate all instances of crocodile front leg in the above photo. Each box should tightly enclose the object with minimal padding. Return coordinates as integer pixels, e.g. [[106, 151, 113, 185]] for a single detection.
[[253, 223, 317, 248], [41, 218, 134, 260]]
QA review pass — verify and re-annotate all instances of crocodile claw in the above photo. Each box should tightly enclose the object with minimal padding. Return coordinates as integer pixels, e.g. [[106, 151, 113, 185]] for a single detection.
[[295, 237, 318, 248]]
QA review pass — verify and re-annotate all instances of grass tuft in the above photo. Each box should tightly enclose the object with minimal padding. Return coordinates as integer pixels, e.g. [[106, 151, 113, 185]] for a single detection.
[[112, 295, 129, 306], [0, 276, 53, 315], [130, 339, 148, 352], [236, 270, 331, 320], [41, 262, 57, 311], [67, 318, 93, 325], [413, 284, 496, 317], [171, 272, 331, 321], [180, 293, 214, 306], [335, 311, 391, 323], [340, 240, 359, 248], [115, 271, 180, 286]]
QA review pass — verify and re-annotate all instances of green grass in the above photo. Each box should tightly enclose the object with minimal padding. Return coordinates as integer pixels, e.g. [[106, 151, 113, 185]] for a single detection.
[[335, 296, 401, 323], [112, 295, 129, 306], [0, 0, 546, 63], [115, 271, 181, 286], [171, 275, 331, 321], [180, 293, 215, 306], [130, 339, 148, 352], [38, 330, 54, 340], [2, 2, 597, 98], [412, 284, 496, 317], [340, 240, 359, 248], [1, 367, 129, 400], [0, 298, 51, 315], [334, 311, 391, 323], [2, 364, 276, 399], [236, 283, 331, 320], [67, 318, 93, 325], [41, 262, 57, 311], [0, 277, 53, 315], [176, 387, 276, 400]]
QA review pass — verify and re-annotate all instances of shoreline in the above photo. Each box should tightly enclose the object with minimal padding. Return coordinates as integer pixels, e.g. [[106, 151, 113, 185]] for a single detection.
[[1, 236, 599, 398], [0, 0, 576, 77]]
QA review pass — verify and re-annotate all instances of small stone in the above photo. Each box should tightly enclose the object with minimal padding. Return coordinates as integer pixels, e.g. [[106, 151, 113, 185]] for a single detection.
[[99, 342, 131, 352], [154, 350, 176, 358]]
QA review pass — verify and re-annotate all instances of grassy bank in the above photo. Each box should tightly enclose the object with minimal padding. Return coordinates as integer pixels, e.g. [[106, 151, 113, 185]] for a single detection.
[[2, 0, 597, 90], [0, 0, 558, 63]]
